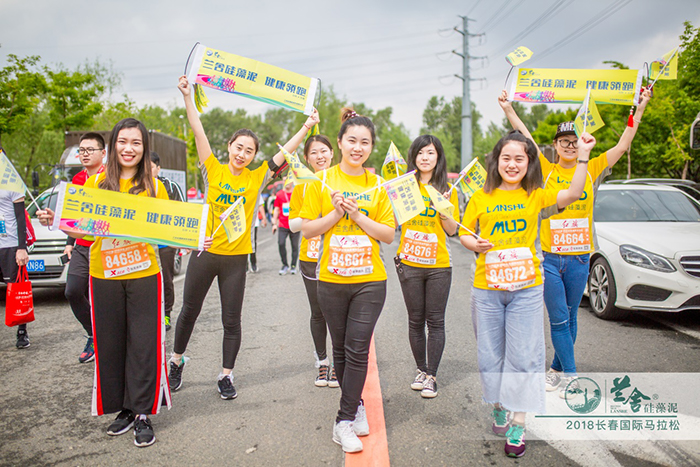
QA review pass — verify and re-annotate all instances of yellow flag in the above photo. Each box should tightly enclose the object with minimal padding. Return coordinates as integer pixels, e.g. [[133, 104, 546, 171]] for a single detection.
[[0, 149, 27, 194], [382, 172, 423, 225], [649, 48, 678, 81], [574, 89, 605, 136], [457, 159, 487, 197], [277, 144, 321, 185], [423, 185, 455, 218], [381, 141, 407, 181], [218, 197, 246, 243], [506, 46, 533, 67]]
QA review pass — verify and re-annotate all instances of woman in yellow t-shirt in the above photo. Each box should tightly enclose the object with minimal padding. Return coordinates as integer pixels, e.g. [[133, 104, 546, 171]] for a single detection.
[[169, 75, 319, 400], [55, 118, 170, 447], [299, 108, 395, 453], [288, 134, 338, 388], [499, 89, 652, 396], [459, 130, 595, 458], [395, 135, 458, 398]]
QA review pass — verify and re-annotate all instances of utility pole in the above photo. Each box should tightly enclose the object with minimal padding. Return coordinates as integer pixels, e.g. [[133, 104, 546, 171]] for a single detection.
[[454, 16, 485, 168]]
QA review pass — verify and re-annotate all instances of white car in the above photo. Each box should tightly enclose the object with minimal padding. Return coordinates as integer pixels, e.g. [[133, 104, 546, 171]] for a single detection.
[[587, 184, 700, 319], [26, 188, 69, 287]]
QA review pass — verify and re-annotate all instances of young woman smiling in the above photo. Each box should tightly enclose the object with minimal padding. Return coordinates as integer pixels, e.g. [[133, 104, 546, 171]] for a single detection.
[[299, 108, 395, 453]]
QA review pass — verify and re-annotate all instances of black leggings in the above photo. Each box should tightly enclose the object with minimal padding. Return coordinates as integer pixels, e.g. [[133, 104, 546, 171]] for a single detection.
[[300, 260, 326, 361], [173, 251, 247, 369], [317, 280, 386, 422], [65, 244, 92, 336], [278, 227, 300, 268], [396, 263, 451, 376], [159, 247, 176, 316]]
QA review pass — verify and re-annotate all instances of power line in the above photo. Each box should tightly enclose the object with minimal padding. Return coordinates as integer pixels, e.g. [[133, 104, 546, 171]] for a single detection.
[[480, 0, 528, 34], [477, 0, 516, 33], [533, 0, 633, 62]]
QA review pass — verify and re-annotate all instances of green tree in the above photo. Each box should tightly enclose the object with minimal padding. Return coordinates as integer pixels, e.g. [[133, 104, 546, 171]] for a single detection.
[[0, 54, 45, 146], [45, 67, 104, 131]]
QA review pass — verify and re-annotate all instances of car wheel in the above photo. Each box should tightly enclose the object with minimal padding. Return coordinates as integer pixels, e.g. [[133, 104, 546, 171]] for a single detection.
[[173, 252, 182, 276], [588, 257, 627, 320]]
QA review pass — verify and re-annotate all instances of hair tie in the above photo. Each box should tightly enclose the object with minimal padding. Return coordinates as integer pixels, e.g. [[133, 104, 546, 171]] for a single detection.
[[348, 110, 358, 119]]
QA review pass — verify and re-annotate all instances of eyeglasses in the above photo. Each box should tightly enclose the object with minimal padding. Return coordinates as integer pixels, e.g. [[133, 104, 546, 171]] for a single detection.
[[557, 139, 578, 149], [78, 147, 103, 155]]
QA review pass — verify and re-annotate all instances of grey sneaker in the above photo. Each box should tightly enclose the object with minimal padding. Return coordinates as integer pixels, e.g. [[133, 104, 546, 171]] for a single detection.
[[560, 377, 580, 400], [421, 375, 437, 398], [168, 356, 189, 391], [332, 420, 363, 452], [353, 402, 369, 436], [411, 369, 427, 390], [545, 369, 561, 392], [279, 266, 289, 275]]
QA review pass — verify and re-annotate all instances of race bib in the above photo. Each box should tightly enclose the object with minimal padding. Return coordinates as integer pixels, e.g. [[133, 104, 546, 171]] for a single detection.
[[101, 239, 151, 278], [306, 236, 320, 260], [0, 215, 6, 238], [399, 229, 438, 265], [327, 234, 373, 276], [550, 218, 590, 253], [485, 247, 536, 291], [282, 202, 290, 217]]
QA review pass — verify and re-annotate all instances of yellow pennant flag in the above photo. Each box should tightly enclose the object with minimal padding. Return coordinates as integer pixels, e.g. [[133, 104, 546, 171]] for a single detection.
[[380, 141, 407, 181], [423, 185, 455, 218], [382, 171, 423, 225], [574, 89, 605, 136], [506, 46, 533, 67], [456, 159, 487, 197], [217, 197, 246, 243], [649, 47, 678, 81], [277, 144, 322, 185], [0, 149, 27, 194]]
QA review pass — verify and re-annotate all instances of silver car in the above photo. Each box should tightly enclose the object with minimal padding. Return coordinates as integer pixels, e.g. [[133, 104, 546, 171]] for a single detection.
[[26, 188, 69, 287]]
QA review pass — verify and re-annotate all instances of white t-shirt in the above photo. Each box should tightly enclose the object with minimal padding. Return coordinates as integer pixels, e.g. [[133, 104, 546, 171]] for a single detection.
[[0, 190, 23, 249]]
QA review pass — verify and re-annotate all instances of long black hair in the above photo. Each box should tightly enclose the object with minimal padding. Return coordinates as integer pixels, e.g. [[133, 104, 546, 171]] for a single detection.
[[484, 130, 542, 195], [99, 118, 155, 196], [406, 134, 449, 193]]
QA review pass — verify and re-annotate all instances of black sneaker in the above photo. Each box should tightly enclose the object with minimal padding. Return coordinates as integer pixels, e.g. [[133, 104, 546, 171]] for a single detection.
[[168, 356, 188, 391], [133, 417, 155, 447], [218, 374, 238, 400], [16, 329, 30, 349], [107, 410, 135, 436], [164, 316, 171, 332]]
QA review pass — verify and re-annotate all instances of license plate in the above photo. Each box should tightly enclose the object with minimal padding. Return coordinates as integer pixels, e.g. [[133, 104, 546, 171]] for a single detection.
[[27, 259, 45, 272]]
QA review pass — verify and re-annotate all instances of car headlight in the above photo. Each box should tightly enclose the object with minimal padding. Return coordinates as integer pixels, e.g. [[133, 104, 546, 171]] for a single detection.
[[619, 245, 676, 273]]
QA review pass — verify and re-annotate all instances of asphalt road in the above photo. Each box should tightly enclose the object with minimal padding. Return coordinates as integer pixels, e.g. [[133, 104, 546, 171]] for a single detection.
[[1, 227, 699, 466]]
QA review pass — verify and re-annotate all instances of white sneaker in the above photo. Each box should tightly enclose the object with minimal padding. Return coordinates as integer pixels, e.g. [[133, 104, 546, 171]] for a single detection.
[[353, 402, 370, 436], [411, 369, 427, 390], [332, 420, 363, 452], [279, 266, 289, 275], [545, 368, 562, 392]]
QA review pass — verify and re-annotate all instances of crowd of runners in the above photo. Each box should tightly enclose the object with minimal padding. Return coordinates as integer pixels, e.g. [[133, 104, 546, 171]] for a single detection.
[[0, 74, 652, 458]]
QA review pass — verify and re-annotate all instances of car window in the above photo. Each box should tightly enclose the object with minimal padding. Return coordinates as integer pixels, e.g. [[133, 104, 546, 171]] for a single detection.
[[594, 190, 700, 222]]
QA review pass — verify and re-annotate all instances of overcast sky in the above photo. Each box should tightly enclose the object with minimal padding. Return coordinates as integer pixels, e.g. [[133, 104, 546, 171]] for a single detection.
[[3, 0, 700, 139]]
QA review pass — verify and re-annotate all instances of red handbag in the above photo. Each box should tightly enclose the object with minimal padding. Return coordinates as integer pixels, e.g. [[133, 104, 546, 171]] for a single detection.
[[5, 266, 35, 327]]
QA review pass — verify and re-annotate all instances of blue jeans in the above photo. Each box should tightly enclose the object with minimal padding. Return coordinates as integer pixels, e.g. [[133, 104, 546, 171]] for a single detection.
[[542, 253, 590, 376], [471, 285, 546, 414]]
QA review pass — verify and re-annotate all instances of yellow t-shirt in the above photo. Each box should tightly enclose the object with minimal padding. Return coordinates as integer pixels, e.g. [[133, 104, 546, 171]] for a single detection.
[[201, 154, 271, 255], [289, 183, 321, 263], [460, 187, 560, 290], [539, 152, 611, 254], [396, 182, 460, 268], [299, 165, 396, 284], [86, 174, 168, 280]]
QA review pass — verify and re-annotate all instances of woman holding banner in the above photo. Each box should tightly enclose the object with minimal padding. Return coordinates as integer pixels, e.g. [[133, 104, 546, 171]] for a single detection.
[[395, 135, 459, 398], [40, 118, 173, 447], [498, 89, 651, 399], [300, 108, 395, 453], [288, 134, 339, 389], [460, 129, 595, 458], [169, 75, 319, 400]]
